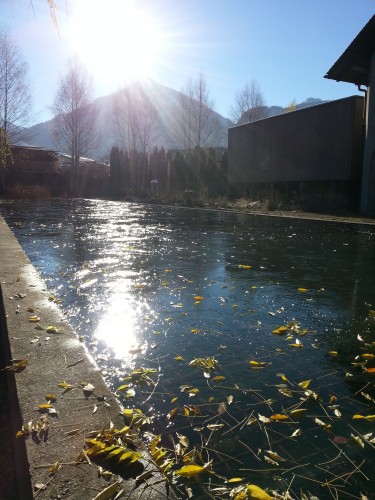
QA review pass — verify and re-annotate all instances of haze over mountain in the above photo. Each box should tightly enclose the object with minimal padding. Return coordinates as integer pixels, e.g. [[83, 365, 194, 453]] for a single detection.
[[22, 80, 326, 161]]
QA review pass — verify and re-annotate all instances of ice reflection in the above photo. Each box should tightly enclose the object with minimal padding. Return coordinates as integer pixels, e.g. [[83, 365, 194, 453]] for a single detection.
[[94, 287, 147, 360], [3, 200, 375, 496]]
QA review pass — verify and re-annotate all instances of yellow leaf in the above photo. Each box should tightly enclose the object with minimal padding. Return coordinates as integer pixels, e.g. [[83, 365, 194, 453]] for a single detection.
[[190, 329, 199, 334], [58, 381, 74, 390], [37, 403, 53, 411], [269, 413, 288, 421], [194, 296, 204, 301], [298, 380, 311, 389], [353, 414, 375, 422], [212, 375, 225, 381], [289, 343, 303, 348], [290, 408, 307, 418], [368, 310, 375, 317], [361, 353, 375, 358], [92, 480, 121, 500], [29, 315, 40, 322], [175, 464, 206, 477], [171, 397, 178, 404], [117, 385, 129, 392], [174, 355, 184, 361], [45, 394, 57, 402], [46, 325, 58, 334], [272, 326, 287, 335], [328, 351, 338, 356], [49, 461, 61, 475], [247, 484, 274, 499], [227, 477, 243, 483], [297, 288, 308, 293], [239, 264, 252, 269], [6, 359, 28, 372]]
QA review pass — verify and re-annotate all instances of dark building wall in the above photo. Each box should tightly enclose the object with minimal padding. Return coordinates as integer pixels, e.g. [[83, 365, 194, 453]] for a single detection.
[[228, 96, 364, 185]]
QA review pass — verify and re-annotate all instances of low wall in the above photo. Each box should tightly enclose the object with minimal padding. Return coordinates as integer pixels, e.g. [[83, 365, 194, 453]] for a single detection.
[[0, 215, 170, 499]]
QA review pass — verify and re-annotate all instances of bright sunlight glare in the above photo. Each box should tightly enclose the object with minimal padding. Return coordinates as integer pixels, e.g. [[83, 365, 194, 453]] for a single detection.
[[68, 0, 166, 86], [94, 292, 145, 360]]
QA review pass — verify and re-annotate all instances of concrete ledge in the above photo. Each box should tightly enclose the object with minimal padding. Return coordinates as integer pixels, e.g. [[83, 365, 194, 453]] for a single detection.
[[0, 215, 172, 499]]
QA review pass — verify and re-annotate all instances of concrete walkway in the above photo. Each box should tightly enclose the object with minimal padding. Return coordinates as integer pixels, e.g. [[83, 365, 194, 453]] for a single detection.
[[0, 215, 173, 499]]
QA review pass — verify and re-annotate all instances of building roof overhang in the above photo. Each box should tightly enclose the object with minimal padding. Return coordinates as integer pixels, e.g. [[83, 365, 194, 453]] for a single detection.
[[325, 15, 375, 87]]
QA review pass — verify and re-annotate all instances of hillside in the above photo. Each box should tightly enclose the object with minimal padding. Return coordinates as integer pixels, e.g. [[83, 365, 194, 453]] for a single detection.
[[25, 79, 232, 161], [23, 80, 326, 161]]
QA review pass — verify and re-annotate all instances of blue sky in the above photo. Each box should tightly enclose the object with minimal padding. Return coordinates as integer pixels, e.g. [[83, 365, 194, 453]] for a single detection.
[[2, 0, 374, 125]]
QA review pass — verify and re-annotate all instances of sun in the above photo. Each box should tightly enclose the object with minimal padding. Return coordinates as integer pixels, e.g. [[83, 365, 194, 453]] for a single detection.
[[67, 0, 165, 86]]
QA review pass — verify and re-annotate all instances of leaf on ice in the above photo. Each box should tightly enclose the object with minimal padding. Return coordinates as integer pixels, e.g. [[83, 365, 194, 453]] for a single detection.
[[265, 449, 285, 462], [269, 413, 288, 421], [167, 407, 178, 420], [247, 484, 274, 499], [298, 380, 311, 389], [351, 433, 364, 448], [258, 414, 270, 424], [353, 414, 375, 422], [291, 428, 301, 437], [207, 423, 224, 431], [290, 408, 307, 418]]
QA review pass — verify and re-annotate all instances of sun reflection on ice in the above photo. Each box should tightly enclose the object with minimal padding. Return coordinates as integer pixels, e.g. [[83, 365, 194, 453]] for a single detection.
[[94, 287, 147, 360]]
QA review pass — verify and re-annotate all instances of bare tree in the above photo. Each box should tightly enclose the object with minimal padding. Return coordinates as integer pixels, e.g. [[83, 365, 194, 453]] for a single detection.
[[0, 29, 32, 143], [284, 99, 297, 113], [113, 83, 155, 192], [52, 58, 98, 196], [230, 80, 267, 125], [175, 73, 217, 150]]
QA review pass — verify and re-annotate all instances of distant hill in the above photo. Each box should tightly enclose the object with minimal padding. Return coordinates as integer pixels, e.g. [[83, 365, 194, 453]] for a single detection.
[[237, 97, 328, 125], [23, 85, 327, 161], [24, 79, 232, 161]]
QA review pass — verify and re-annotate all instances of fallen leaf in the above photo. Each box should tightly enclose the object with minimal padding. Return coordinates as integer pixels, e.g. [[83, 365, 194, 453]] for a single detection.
[[247, 484, 273, 499], [167, 407, 178, 420], [91, 480, 121, 500], [269, 413, 288, 421], [351, 433, 364, 448], [290, 408, 307, 418], [175, 464, 207, 477], [298, 380, 311, 389]]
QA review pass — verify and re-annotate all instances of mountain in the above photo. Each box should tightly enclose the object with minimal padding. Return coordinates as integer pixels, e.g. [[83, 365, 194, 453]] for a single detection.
[[23, 87, 327, 161], [24, 79, 233, 162]]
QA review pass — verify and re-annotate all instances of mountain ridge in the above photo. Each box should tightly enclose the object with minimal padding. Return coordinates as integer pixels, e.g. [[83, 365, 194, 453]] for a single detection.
[[21, 80, 326, 161]]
